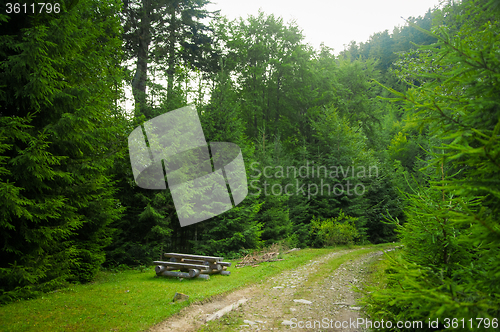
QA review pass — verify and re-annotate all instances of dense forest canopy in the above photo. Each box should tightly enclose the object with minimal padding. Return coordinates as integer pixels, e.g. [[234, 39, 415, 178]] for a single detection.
[[0, 0, 499, 325]]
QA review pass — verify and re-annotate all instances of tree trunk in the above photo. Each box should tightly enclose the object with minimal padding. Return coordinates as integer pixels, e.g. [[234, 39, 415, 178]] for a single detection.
[[132, 0, 152, 119], [274, 74, 280, 136], [166, 4, 177, 104]]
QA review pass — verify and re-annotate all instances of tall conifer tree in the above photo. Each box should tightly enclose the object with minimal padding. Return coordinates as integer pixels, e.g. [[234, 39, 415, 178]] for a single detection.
[[0, 0, 125, 302]]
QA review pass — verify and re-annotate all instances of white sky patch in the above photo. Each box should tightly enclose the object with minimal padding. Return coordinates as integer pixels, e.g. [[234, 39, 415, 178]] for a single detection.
[[207, 0, 445, 54]]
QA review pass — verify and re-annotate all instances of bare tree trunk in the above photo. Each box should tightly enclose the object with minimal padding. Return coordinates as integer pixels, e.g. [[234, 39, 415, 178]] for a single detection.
[[166, 4, 177, 104], [274, 75, 280, 136], [132, 0, 151, 119]]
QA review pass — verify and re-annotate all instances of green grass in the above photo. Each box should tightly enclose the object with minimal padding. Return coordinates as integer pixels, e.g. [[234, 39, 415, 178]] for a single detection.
[[198, 308, 246, 332], [0, 247, 346, 332], [361, 245, 403, 296]]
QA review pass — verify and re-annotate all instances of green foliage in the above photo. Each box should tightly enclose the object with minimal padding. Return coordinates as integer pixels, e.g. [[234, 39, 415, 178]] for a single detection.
[[333, 56, 383, 148], [304, 105, 398, 243], [341, 9, 437, 75], [0, 0, 125, 302], [362, 0, 500, 329], [309, 211, 360, 247]]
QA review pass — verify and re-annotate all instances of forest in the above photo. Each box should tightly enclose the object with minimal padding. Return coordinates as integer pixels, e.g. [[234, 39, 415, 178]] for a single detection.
[[0, 0, 499, 327]]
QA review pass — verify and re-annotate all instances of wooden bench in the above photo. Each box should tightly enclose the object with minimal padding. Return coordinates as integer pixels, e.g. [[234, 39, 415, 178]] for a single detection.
[[154, 253, 231, 280]]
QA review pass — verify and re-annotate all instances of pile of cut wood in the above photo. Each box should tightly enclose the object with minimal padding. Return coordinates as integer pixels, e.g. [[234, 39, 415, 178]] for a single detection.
[[236, 251, 282, 267], [154, 253, 231, 280], [235, 246, 301, 267]]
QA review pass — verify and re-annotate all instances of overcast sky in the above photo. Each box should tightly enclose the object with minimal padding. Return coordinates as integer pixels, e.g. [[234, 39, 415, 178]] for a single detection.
[[206, 0, 445, 54]]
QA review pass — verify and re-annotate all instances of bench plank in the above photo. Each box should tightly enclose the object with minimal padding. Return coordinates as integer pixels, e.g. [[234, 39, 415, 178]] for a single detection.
[[157, 270, 209, 280], [153, 261, 208, 270], [173, 258, 231, 267], [164, 253, 223, 262]]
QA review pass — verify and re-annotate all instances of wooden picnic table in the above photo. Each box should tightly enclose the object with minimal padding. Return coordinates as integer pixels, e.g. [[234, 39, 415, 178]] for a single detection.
[[154, 253, 231, 280]]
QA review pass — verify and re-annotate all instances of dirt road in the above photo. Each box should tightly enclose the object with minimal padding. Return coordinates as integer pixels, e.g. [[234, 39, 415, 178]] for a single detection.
[[148, 247, 387, 332]]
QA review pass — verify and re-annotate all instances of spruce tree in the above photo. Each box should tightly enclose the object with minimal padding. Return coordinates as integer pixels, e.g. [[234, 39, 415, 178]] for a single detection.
[[0, 0, 125, 302], [363, 0, 500, 328]]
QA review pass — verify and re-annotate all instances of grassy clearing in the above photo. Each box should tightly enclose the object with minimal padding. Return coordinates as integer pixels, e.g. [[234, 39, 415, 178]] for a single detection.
[[0, 247, 342, 332]]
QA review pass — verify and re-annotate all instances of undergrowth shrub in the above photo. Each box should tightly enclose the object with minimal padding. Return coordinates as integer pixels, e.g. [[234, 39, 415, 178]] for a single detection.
[[309, 211, 360, 247]]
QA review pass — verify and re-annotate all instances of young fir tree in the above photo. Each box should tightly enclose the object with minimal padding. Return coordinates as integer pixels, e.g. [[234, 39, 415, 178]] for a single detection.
[[362, 0, 500, 329]]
